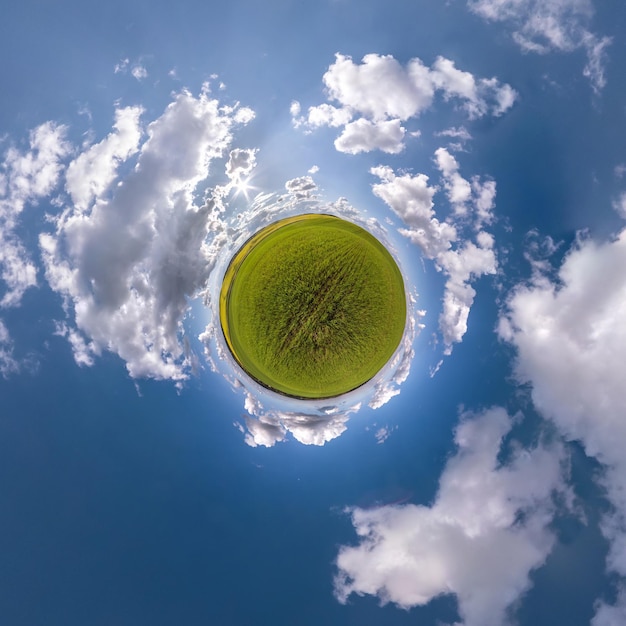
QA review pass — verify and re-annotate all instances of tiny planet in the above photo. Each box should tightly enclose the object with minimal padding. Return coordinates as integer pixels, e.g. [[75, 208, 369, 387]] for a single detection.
[[220, 214, 406, 399]]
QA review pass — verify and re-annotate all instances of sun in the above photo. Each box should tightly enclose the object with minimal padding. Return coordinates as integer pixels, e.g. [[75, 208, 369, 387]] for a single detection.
[[233, 176, 255, 200]]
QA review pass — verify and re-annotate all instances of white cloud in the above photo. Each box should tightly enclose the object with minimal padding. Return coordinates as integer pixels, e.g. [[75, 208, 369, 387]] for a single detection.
[[65, 106, 143, 211], [493, 82, 519, 115], [499, 227, 626, 621], [467, 0, 611, 92], [0, 319, 20, 377], [612, 192, 626, 219], [368, 306, 422, 409], [114, 59, 129, 74], [225, 148, 257, 182], [593, 589, 626, 626], [294, 53, 516, 153], [334, 407, 567, 626], [438, 237, 497, 351], [286, 411, 353, 446], [335, 119, 405, 154], [240, 390, 358, 447], [131, 64, 148, 80], [472, 177, 497, 228], [289, 100, 301, 118], [368, 383, 401, 410], [437, 126, 473, 142], [242, 414, 287, 448], [374, 425, 396, 444], [233, 106, 255, 125], [41, 90, 254, 380], [371, 165, 454, 259], [435, 147, 472, 213], [54, 321, 98, 367], [114, 58, 149, 81], [285, 175, 317, 199], [323, 53, 435, 122], [371, 150, 498, 353], [431, 57, 516, 119], [0, 121, 70, 307], [306, 103, 353, 129]]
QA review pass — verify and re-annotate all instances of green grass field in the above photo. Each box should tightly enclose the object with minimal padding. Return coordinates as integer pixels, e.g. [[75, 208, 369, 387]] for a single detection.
[[220, 214, 406, 399]]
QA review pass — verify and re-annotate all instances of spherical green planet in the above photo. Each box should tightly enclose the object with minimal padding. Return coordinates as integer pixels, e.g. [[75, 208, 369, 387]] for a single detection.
[[219, 214, 406, 399]]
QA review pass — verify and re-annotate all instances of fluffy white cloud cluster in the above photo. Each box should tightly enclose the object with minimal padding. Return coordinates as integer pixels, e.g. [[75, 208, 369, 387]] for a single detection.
[[468, 0, 611, 92], [225, 148, 257, 183], [499, 228, 626, 623], [334, 407, 567, 626], [371, 148, 497, 353], [292, 53, 517, 153], [41, 90, 255, 379], [284, 175, 317, 200], [239, 390, 359, 447], [0, 122, 70, 307]]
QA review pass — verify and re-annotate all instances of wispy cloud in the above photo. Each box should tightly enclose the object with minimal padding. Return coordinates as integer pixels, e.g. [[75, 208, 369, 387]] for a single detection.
[[0, 122, 70, 307], [467, 0, 611, 92], [114, 58, 149, 81], [371, 148, 497, 354]]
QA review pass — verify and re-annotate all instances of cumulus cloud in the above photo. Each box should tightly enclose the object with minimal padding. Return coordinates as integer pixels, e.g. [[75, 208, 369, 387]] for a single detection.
[[242, 413, 287, 448], [65, 106, 143, 211], [371, 148, 497, 353], [293, 53, 516, 153], [438, 236, 497, 351], [499, 227, 626, 620], [335, 119, 405, 154], [225, 148, 257, 183], [41, 89, 254, 380], [0, 122, 70, 307], [467, 0, 611, 92], [284, 175, 317, 200], [240, 390, 358, 447], [334, 407, 567, 626]]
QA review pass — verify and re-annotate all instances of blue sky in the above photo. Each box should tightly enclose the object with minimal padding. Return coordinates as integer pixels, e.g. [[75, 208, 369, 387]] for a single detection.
[[1, 1, 626, 624]]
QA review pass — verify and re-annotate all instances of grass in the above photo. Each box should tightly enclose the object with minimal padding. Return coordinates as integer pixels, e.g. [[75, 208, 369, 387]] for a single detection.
[[220, 214, 406, 399]]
